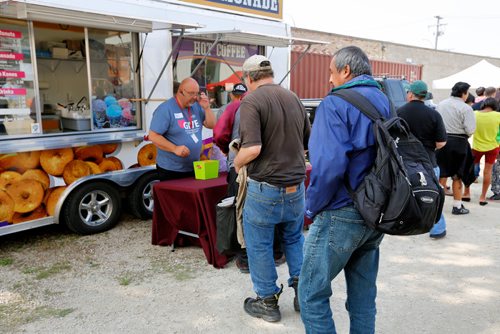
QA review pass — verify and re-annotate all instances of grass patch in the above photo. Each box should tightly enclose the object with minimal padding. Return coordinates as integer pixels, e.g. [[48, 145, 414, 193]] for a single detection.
[[118, 276, 132, 286], [151, 259, 196, 281], [24, 306, 75, 322], [21, 262, 72, 280], [0, 258, 14, 266], [0, 302, 75, 332]]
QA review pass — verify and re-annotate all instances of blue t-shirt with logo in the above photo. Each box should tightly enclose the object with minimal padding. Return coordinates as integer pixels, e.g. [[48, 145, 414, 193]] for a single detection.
[[150, 98, 206, 172]]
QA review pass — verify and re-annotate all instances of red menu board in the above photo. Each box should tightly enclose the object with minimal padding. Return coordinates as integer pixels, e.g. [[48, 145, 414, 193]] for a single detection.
[[0, 27, 28, 110]]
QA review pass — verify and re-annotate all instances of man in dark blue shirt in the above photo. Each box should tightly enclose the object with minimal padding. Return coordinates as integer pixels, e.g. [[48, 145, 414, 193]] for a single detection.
[[299, 46, 390, 334], [397, 80, 448, 239]]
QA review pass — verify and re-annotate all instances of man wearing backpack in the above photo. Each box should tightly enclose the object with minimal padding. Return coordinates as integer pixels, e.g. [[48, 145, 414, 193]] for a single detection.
[[299, 46, 390, 334], [397, 80, 448, 239]]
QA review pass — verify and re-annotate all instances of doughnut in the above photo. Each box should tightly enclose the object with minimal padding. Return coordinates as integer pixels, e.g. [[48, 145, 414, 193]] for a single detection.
[[85, 161, 101, 174], [0, 152, 41, 173], [137, 144, 157, 166], [0, 153, 17, 171], [99, 158, 119, 173], [43, 187, 53, 206], [40, 148, 74, 176], [128, 163, 140, 169], [100, 143, 118, 155], [21, 169, 50, 190], [63, 160, 91, 185], [13, 151, 41, 173], [12, 205, 47, 224], [0, 190, 14, 223], [46, 186, 66, 216], [106, 156, 123, 170], [74, 145, 104, 164], [6, 179, 44, 213], [0, 171, 22, 191]]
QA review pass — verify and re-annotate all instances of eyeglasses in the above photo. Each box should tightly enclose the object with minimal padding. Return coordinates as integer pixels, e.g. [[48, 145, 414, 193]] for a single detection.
[[182, 90, 201, 97]]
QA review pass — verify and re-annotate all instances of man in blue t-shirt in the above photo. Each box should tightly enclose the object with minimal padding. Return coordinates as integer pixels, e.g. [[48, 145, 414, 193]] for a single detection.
[[148, 77, 215, 180]]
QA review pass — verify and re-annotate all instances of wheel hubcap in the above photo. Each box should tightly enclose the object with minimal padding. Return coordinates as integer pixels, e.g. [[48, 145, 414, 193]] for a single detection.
[[79, 190, 113, 227], [143, 180, 158, 213]]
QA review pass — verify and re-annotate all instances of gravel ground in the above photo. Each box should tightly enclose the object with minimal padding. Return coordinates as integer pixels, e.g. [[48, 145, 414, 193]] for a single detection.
[[0, 181, 499, 334]]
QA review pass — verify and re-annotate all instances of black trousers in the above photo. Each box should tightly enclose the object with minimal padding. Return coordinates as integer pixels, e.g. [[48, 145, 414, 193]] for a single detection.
[[157, 165, 194, 181]]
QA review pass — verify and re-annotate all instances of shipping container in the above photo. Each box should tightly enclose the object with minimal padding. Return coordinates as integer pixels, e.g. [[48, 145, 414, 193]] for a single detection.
[[290, 51, 422, 98]]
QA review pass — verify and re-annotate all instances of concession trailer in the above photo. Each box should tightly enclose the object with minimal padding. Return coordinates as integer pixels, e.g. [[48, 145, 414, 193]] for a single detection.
[[0, 0, 320, 236]]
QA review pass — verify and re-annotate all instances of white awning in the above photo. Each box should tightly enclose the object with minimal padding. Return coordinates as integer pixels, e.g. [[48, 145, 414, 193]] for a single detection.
[[180, 29, 328, 47], [2, 1, 202, 33]]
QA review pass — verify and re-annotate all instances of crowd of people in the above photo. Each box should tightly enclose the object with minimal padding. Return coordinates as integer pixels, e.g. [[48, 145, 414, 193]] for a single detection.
[[147, 46, 499, 333]]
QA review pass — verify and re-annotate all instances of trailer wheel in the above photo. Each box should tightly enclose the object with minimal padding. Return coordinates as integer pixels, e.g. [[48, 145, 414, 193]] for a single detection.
[[62, 182, 121, 234], [127, 172, 159, 219]]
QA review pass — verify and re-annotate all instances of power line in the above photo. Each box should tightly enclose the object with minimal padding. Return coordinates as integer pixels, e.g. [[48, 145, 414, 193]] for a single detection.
[[430, 15, 446, 50]]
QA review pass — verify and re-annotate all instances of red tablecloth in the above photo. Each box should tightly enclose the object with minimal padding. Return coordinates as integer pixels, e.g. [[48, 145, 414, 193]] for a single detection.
[[152, 174, 229, 268]]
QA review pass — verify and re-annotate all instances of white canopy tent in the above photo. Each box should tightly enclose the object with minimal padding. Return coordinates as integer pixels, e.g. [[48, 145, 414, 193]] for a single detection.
[[432, 60, 500, 89]]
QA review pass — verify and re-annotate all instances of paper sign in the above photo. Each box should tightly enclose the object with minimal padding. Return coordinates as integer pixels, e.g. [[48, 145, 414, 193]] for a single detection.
[[0, 29, 22, 39], [0, 88, 27, 95], [0, 52, 24, 60], [0, 70, 25, 79]]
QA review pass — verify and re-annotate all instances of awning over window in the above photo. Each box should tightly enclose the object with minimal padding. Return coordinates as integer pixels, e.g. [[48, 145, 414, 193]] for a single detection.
[[180, 29, 327, 48], [2, 1, 202, 32]]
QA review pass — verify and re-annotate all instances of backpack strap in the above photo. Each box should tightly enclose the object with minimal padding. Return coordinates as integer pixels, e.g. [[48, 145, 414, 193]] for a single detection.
[[330, 89, 385, 197], [330, 89, 384, 121]]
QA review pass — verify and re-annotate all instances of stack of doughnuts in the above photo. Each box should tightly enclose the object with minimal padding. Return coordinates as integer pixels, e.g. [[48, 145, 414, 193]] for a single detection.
[[0, 142, 128, 225]]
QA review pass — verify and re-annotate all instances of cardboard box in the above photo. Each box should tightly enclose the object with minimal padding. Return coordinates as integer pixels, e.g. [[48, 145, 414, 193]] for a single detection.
[[64, 39, 82, 51], [40, 41, 66, 51], [51, 47, 68, 59], [193, 160, 219, 180]]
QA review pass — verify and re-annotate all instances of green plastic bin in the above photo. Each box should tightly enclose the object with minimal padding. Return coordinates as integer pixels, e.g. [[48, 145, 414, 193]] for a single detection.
[[193, 160, 219, 180]]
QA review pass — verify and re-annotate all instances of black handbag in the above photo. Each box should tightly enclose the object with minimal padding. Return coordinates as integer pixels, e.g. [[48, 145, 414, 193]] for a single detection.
[[215, 197, 240, 255]]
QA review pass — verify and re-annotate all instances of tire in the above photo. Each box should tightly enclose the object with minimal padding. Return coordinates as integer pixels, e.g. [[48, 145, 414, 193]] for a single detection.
[[62, 182, 121, 235], [127, 172, 159, 219]]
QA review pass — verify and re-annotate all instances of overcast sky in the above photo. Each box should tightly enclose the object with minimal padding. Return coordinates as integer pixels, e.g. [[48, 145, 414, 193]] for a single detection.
[[284, 0, 500, 58]]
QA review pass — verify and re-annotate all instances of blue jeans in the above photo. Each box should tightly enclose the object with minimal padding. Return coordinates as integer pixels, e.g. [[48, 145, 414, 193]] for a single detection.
[[430, 167, 446, 235], [243, 179, 305, 298], [299, 205, 384, 334]]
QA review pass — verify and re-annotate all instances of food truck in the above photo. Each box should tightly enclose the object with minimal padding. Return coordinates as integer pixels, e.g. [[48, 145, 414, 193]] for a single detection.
[[0, 0, 321, 236]]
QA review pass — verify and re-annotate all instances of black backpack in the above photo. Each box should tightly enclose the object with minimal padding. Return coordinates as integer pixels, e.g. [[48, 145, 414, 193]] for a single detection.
[[331, 89, 445, 235]]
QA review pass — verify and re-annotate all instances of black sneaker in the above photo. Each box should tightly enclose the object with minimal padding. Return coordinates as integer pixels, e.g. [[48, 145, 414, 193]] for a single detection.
[[236, 257, 249, 274], [291, 276, 300, 312], [244, 285, 283, 322], [452, 205, 469, 215]]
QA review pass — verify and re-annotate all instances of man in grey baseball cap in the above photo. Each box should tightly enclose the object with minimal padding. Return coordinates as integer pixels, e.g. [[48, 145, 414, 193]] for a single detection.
[[234, 54, 310, 322]]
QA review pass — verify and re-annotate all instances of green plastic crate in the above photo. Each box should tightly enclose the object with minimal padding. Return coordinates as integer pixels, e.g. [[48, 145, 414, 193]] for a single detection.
[[193, 160, 219, 180]]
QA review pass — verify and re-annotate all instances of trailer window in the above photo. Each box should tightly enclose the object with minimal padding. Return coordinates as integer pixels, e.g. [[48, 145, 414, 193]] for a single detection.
[[33, 22, 88, 133], [0, 18, 36, 137], [88, 29, 139, 130]]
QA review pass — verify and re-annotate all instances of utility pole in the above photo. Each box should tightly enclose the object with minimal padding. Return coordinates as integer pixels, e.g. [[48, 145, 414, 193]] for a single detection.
[[433, 16, 446, 50]]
